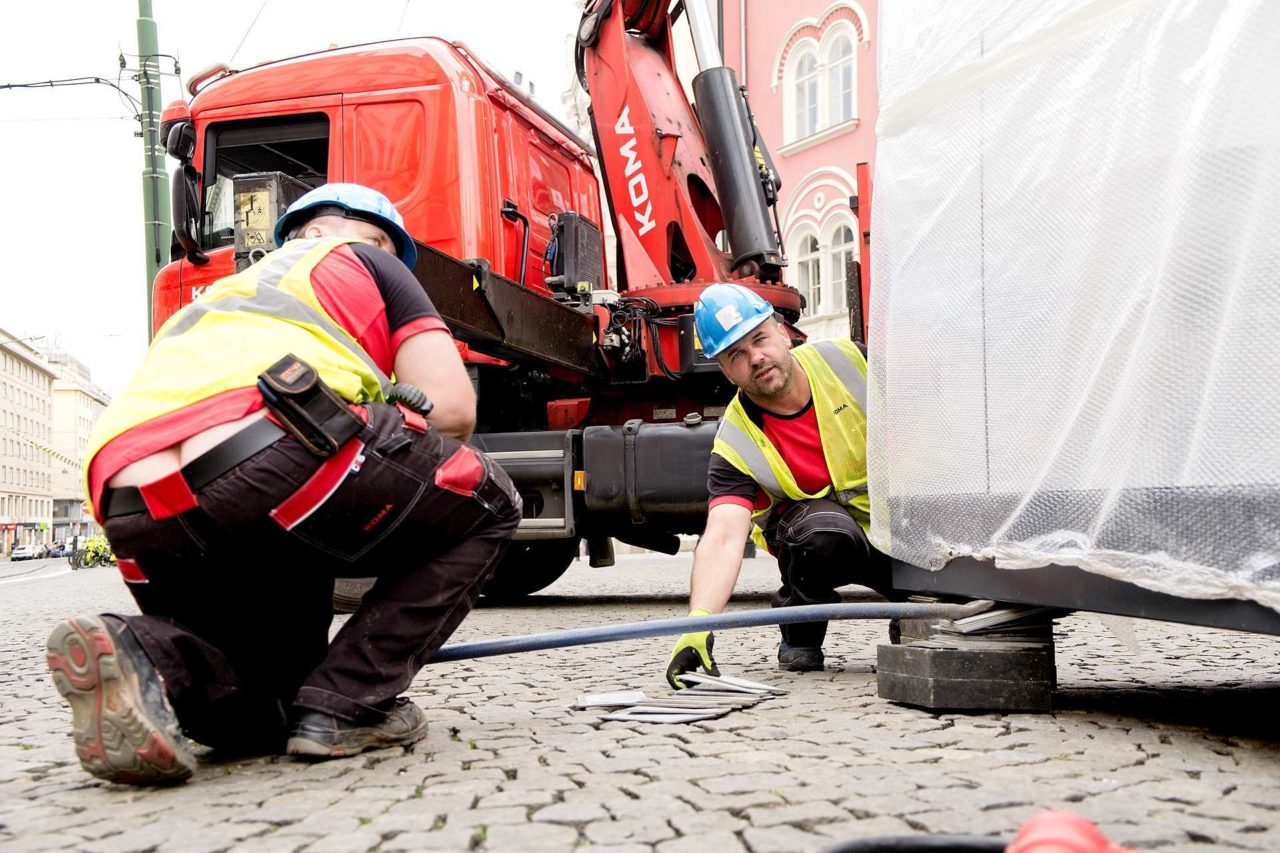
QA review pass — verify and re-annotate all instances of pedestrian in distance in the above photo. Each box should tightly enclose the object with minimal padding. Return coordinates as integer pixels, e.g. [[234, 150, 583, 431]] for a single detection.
[[666, 282, 901, 688], [47, 183, 521, 785]]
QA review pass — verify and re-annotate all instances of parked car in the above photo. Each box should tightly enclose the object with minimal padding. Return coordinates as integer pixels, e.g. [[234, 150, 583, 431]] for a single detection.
[[10, 544, 42, 561], [47, 543, 65, 558]]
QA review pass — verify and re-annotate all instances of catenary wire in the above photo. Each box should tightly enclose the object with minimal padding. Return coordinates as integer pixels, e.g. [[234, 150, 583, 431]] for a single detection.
[[229, 0, 272, 65]]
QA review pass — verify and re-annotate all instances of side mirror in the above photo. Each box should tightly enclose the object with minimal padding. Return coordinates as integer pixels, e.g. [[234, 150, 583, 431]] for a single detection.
[[171, 164, 209, 266], [165, 121, 196, 161]]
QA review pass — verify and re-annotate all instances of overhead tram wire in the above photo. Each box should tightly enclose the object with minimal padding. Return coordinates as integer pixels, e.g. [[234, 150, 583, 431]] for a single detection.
[[119, 53, 183, 105], [116, 65, 138, 116], [0, 76, 141, 109], [0, 116, 133, 123], [395, 0, 412, 38], [120, 50, 182, 71], [229, 0, 272, 66]]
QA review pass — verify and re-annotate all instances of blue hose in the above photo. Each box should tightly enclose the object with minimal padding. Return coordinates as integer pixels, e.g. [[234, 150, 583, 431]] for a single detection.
[[430, 600, 990, 663]]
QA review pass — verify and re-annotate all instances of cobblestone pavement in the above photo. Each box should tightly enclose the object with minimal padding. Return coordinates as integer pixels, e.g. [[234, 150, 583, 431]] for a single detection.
[[3, 553, 1280, 852]]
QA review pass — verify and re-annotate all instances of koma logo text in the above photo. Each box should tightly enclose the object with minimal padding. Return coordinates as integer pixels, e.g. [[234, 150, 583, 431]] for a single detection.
[[614, 106, 657, 237]]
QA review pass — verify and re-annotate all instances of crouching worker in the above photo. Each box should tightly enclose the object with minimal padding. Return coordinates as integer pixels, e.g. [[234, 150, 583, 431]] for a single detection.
[[47, 184, 520, 784], [666, 283, 901, 688]]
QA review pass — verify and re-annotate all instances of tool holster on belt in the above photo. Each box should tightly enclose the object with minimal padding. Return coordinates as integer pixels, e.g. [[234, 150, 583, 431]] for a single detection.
[[257, 354, 365, 457]]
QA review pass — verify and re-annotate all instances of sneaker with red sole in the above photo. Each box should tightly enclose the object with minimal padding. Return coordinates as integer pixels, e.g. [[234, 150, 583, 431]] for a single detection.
[[46, 615, 195, 785]]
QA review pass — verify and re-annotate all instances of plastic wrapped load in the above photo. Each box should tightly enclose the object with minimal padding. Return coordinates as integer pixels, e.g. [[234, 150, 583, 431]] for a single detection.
[[867, 0, 1280, 611]]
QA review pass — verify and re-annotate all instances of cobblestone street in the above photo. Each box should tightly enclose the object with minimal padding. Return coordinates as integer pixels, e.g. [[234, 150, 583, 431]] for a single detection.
[[3, 554, 1279, 852]]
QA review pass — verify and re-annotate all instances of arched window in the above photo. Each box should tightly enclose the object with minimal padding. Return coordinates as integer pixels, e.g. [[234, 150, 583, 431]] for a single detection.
[[795, 232, 822, 316], [828, 223, 856, 312], [825, 34, 855, 126], [793, 50, 819, 141], [780, 20, 861, 144]]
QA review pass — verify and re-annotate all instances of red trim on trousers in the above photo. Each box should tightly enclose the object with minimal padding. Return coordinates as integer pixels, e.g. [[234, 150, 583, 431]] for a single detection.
[[269, 439, 366, 530], [87, 387, 265, 516], [116, 558, 148, 584], [434, 446, 483, 497], [397, 404, 427, 433], [138, 470, 200, 520]]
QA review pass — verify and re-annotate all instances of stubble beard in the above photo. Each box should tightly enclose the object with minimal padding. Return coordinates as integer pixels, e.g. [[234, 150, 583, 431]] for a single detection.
[[743, 356, 791, 399]]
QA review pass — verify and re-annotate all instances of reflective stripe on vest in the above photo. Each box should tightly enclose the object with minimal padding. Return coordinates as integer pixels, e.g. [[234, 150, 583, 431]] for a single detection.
[[159, 240, 393, 395], [712, 338, 871, 530], [716, 416, 869, 501], [810, 339, 866, 413], [85, 238, 394, 498], [835, 484, 869, 501], [716, 417, 786, 497]]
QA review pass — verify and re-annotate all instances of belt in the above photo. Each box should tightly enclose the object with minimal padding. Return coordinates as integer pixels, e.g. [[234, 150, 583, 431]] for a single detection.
[[103, 419, 287, 519]]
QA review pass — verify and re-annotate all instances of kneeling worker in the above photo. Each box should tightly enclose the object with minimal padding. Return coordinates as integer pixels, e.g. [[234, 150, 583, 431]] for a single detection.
[[667, 283, 899, 687], [47, 183, 521, 784]]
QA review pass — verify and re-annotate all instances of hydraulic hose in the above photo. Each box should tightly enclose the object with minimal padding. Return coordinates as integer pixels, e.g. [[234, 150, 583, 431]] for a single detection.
[[430, 600, 992, 663]]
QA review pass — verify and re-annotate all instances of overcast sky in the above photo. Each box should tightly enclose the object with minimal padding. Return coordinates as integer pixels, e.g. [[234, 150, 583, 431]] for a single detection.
[[0, 0, 580, 393]]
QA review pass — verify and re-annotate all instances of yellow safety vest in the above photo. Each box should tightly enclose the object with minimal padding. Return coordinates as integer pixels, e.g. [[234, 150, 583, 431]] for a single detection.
[[86, 238, 394, 487], [712, 339, 870, 545]]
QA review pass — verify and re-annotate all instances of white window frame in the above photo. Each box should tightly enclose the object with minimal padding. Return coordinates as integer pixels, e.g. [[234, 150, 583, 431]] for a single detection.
[[822, 28, 856, 128], [784, 42, 821, 145], [790, 227, 823, 317], [824, 215, 858, 315], [781, 21, 860, 145]]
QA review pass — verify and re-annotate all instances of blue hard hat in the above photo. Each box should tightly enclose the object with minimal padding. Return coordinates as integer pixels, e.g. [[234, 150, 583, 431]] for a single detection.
[[694, 283, 775, 358], [275, 183, 417, 268]]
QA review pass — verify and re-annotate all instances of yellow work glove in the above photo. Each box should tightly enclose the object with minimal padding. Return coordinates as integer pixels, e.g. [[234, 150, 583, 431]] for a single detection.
[[666, 608, 721, 689]]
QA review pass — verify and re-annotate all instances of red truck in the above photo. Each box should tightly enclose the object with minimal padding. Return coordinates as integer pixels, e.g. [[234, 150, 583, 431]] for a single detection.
[[154, 0, 801, 597]]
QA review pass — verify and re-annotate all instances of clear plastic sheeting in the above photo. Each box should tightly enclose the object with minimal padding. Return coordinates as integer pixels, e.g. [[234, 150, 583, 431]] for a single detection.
[[867, 0, 1280, 611]]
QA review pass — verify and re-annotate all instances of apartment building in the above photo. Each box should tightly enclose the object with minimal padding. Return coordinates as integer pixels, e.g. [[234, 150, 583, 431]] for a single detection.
[[48, 350, 110, 541], [0, 328, 56, 554], [721, 0, 877, 343]]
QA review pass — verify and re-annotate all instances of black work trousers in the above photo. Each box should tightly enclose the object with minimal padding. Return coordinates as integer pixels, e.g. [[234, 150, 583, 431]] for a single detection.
[[101, 402, 521, 751], [763, 498, 902, 648]]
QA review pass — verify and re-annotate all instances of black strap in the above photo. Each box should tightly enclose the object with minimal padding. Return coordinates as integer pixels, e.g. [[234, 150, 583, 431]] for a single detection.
[[103, 419, 286, 518], [257, 354, 365, 457]]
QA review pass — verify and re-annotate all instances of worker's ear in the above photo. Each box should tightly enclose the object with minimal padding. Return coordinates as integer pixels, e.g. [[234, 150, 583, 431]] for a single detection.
[[772, 317, 794, 349], [297, 214, 341, 240]]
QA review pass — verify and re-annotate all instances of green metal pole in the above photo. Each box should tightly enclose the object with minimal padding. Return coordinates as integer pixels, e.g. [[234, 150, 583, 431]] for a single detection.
[[137, 0, 169, 340]]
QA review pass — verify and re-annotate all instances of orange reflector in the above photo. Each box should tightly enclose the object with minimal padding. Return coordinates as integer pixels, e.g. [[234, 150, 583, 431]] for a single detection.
[[573, 470, 586, 491]]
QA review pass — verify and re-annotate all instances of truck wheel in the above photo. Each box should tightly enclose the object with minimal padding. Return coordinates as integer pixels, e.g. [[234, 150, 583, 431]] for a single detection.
[[482, 538, 580, 600], [333, 578, 374, 614]]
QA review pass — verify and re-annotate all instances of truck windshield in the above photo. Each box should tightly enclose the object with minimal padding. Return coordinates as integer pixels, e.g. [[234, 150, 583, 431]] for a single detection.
[[201, 113, 330, 250]]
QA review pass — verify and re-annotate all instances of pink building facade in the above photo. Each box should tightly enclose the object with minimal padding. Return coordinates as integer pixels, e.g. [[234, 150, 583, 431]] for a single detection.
[[718, 1, 877, 342]]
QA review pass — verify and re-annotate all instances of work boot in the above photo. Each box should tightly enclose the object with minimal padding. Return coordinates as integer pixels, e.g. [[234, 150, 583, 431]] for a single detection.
[[287, 697, 427, 759], [46, 615, 195, 785], [777, 641, 825, 672]]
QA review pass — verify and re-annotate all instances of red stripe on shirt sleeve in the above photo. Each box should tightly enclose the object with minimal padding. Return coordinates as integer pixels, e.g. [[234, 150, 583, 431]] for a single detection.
[[709, 495, 756, 512], [309, 246, 394, 374], [390, 317, 451, 353]]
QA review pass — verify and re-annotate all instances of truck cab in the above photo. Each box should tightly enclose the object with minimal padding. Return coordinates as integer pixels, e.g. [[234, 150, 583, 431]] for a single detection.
[[156, 38, 606, 333]]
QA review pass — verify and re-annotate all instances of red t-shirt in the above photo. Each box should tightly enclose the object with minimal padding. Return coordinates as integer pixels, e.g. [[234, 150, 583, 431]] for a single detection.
[[88, 243, 449, 509], [707, 395, 831, 512]]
